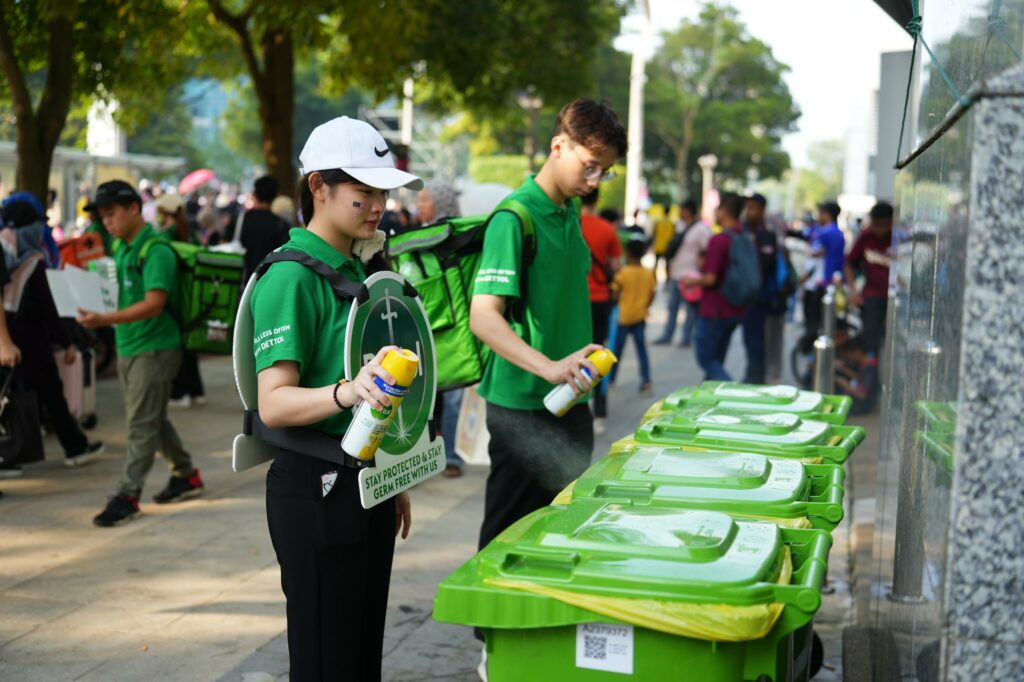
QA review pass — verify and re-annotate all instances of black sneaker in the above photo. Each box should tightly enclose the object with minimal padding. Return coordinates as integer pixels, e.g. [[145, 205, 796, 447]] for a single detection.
[[152, 469, 204, 504], [65, 442, 105, 468], [93, 495, 140, 527], [0, 464, 24, 479]]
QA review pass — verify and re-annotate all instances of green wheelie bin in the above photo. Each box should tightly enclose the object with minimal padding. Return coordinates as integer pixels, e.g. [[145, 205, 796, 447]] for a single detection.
[[434, 503, 832, 682], [564, 445, 845, 531], [644, 381, 853, 425], [632, 406, 865, 464]]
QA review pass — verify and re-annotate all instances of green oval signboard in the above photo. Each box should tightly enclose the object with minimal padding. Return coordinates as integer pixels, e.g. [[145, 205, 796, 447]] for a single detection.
[[345, 271, 444, 507]]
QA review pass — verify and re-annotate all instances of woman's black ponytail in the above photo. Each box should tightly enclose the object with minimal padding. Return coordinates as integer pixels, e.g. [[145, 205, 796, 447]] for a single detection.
[[295, 169, 358, 226]]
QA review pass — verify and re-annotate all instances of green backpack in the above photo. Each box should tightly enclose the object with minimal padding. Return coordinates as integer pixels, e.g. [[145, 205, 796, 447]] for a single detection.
[[387, 200, 534, 391], [124, 237, 245, 354]]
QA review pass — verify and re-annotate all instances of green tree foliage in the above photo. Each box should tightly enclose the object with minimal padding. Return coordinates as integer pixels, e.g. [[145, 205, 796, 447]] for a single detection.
[[644, 3, 799, 201], [441, 42, 631, 162], [196, 0, 626, 190], [0, 0, 184, 201], [807, 139, 844, 196], [127, 84, 204, 172], [221, 55, 369, 171]]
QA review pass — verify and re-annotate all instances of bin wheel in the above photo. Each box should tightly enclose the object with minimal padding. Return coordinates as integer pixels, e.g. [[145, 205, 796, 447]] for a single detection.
[[810, 631, 824, 678]]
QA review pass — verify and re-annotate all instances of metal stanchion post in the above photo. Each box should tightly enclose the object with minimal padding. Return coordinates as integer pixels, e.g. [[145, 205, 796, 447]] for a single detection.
[[814, 287, 837, 393]]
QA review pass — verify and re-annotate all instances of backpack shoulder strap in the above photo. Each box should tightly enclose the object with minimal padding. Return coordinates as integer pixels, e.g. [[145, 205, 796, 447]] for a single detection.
[[256, 250, 366, 303], [495, 198, 536, 265], [135, 236, 177, 269]]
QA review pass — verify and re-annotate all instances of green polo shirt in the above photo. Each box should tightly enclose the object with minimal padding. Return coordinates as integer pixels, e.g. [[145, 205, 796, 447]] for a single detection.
[[113, 224, 182, 357], [474, 174, 592, 410], [250, 228, 367, 437]]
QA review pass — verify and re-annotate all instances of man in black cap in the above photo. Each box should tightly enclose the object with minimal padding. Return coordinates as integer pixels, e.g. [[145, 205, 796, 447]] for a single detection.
[[78, 181, 204, 527]]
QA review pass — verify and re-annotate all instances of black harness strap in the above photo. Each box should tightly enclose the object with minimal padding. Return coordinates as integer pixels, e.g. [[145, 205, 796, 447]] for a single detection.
[[243, 409, 373, 469], [245, 249, 373, 468], [257, 250, 366, 302]]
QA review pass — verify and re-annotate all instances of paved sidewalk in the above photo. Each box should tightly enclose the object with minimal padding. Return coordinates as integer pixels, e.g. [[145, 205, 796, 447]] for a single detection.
[[0, 289, 873, 681]]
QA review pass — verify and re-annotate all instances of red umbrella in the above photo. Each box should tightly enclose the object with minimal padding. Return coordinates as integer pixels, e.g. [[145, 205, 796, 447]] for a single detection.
[[178, 169, 217, 195]]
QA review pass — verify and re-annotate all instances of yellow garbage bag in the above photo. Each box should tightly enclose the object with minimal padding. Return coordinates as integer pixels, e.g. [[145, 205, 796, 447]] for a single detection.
[[485, 548, 793, 643]]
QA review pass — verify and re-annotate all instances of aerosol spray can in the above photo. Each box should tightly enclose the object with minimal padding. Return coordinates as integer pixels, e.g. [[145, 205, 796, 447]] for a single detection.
[[543, 348, 617, 417], [342, 348, 420, 460]]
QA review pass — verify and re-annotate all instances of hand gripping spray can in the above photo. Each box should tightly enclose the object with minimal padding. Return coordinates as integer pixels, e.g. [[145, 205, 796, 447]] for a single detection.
[[342, 348, 420, 460], [542, 348, 617, 417]]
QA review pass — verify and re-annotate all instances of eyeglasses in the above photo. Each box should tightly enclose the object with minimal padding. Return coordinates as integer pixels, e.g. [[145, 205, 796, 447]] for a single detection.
[[567, 141, 617, 183]]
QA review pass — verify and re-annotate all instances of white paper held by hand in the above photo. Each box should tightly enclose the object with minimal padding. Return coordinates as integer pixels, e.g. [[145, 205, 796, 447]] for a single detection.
[[45, 266, 116, 318]]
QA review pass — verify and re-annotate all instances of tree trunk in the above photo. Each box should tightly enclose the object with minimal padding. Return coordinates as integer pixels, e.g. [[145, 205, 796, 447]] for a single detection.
[[258, 28, 294, 191], [0, 12, 75, 203], [207, 3, 295, 190], [676, 107, 697, 200]]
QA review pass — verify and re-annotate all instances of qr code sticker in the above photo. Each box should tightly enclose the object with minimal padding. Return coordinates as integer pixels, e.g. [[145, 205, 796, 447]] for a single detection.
[[576, 623, 633, 674], [583, 634, 608, 660]]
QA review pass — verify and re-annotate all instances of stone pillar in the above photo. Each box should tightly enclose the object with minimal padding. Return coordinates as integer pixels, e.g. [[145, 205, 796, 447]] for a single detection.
[[945, 63, 1024, 680]]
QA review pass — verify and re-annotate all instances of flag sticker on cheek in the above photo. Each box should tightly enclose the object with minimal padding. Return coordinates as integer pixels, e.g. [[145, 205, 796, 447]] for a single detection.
[[352, 201, 362, 208]]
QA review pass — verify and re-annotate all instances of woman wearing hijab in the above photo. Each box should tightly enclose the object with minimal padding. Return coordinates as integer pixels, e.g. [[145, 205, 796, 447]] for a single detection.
[[0, 194, 104, 476]]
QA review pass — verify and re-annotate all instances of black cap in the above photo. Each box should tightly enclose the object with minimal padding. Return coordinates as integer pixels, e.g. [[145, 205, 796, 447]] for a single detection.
[[84, 180, 142, 212]]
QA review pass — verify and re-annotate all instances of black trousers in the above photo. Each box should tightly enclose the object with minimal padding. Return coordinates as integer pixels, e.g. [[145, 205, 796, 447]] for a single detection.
[[861, 296, 888, 356], [802, 288, 825, 337], [170, 349, 204, 399], [478, 402, 593, 551], [266, 449, 396, 682], [9, 321, 87, 458], [590, 301, 612, 418]]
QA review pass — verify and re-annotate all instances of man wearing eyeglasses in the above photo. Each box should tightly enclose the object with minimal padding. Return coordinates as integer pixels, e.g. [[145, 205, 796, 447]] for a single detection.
[[470, 99, 627, 556]]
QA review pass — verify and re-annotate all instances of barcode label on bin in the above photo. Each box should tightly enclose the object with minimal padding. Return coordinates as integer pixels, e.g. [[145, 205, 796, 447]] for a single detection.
[[576, 623, 633, 674]]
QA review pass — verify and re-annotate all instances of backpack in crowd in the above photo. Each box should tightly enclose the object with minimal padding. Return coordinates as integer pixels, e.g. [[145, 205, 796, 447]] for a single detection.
[[386, 200, 535, 391], [720, 231, 762, 308], [131, 238, 245, 354]]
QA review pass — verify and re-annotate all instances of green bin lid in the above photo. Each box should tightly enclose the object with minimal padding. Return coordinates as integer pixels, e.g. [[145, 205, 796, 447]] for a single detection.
[[434, 504, 830, 630], [635, 406, 862, 463], [571, 448, 845, 529], [658, 382, 851, 425], [913, 400, 958, 434]]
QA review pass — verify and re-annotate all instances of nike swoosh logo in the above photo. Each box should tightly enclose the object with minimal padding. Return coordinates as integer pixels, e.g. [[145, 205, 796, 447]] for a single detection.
[[374, 147, 389, 157]]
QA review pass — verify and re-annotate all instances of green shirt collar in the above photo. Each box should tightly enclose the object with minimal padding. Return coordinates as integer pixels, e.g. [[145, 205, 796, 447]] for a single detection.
[[522, 174, 570, 217], [286, 227, 359, 271]]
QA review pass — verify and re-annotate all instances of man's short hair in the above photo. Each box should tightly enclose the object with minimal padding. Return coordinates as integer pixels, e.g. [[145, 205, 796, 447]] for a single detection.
[[599, 208, 619, 224], [679, 199, 698, 215], [554, 99, 628, 157], [253, 175, 279, 204], [582, 188, 600, 207], [626, 238, 647, 260], [746, 193, 767, 208], [869, 201, 894, 220], [818, 200, 841, 222], [718, 192, 744, 220]]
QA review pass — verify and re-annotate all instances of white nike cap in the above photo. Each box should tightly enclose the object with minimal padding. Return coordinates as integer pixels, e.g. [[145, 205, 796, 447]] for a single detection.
[[298, 116, 423, 191]]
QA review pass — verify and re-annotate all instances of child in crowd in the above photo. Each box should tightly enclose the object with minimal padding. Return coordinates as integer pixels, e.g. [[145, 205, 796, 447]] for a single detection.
[[609, 238, 656, 394], [836, 335, 879, 415]]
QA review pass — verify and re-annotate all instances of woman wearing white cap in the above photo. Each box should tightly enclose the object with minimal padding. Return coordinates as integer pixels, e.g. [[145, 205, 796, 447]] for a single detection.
[[248, 116, 422, 681]]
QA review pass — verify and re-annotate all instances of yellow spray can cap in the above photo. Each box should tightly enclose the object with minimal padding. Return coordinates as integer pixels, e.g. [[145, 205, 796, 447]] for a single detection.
[[587, 348, 618, 377], [381, 348, 420, 387]]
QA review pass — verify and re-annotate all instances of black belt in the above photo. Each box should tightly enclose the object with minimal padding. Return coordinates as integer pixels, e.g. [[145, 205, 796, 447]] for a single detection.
[[243, 410, 375, 470]]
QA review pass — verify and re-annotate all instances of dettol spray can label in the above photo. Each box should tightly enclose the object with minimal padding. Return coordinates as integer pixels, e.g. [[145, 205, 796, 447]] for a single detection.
[[342, 349, 420, 461]]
